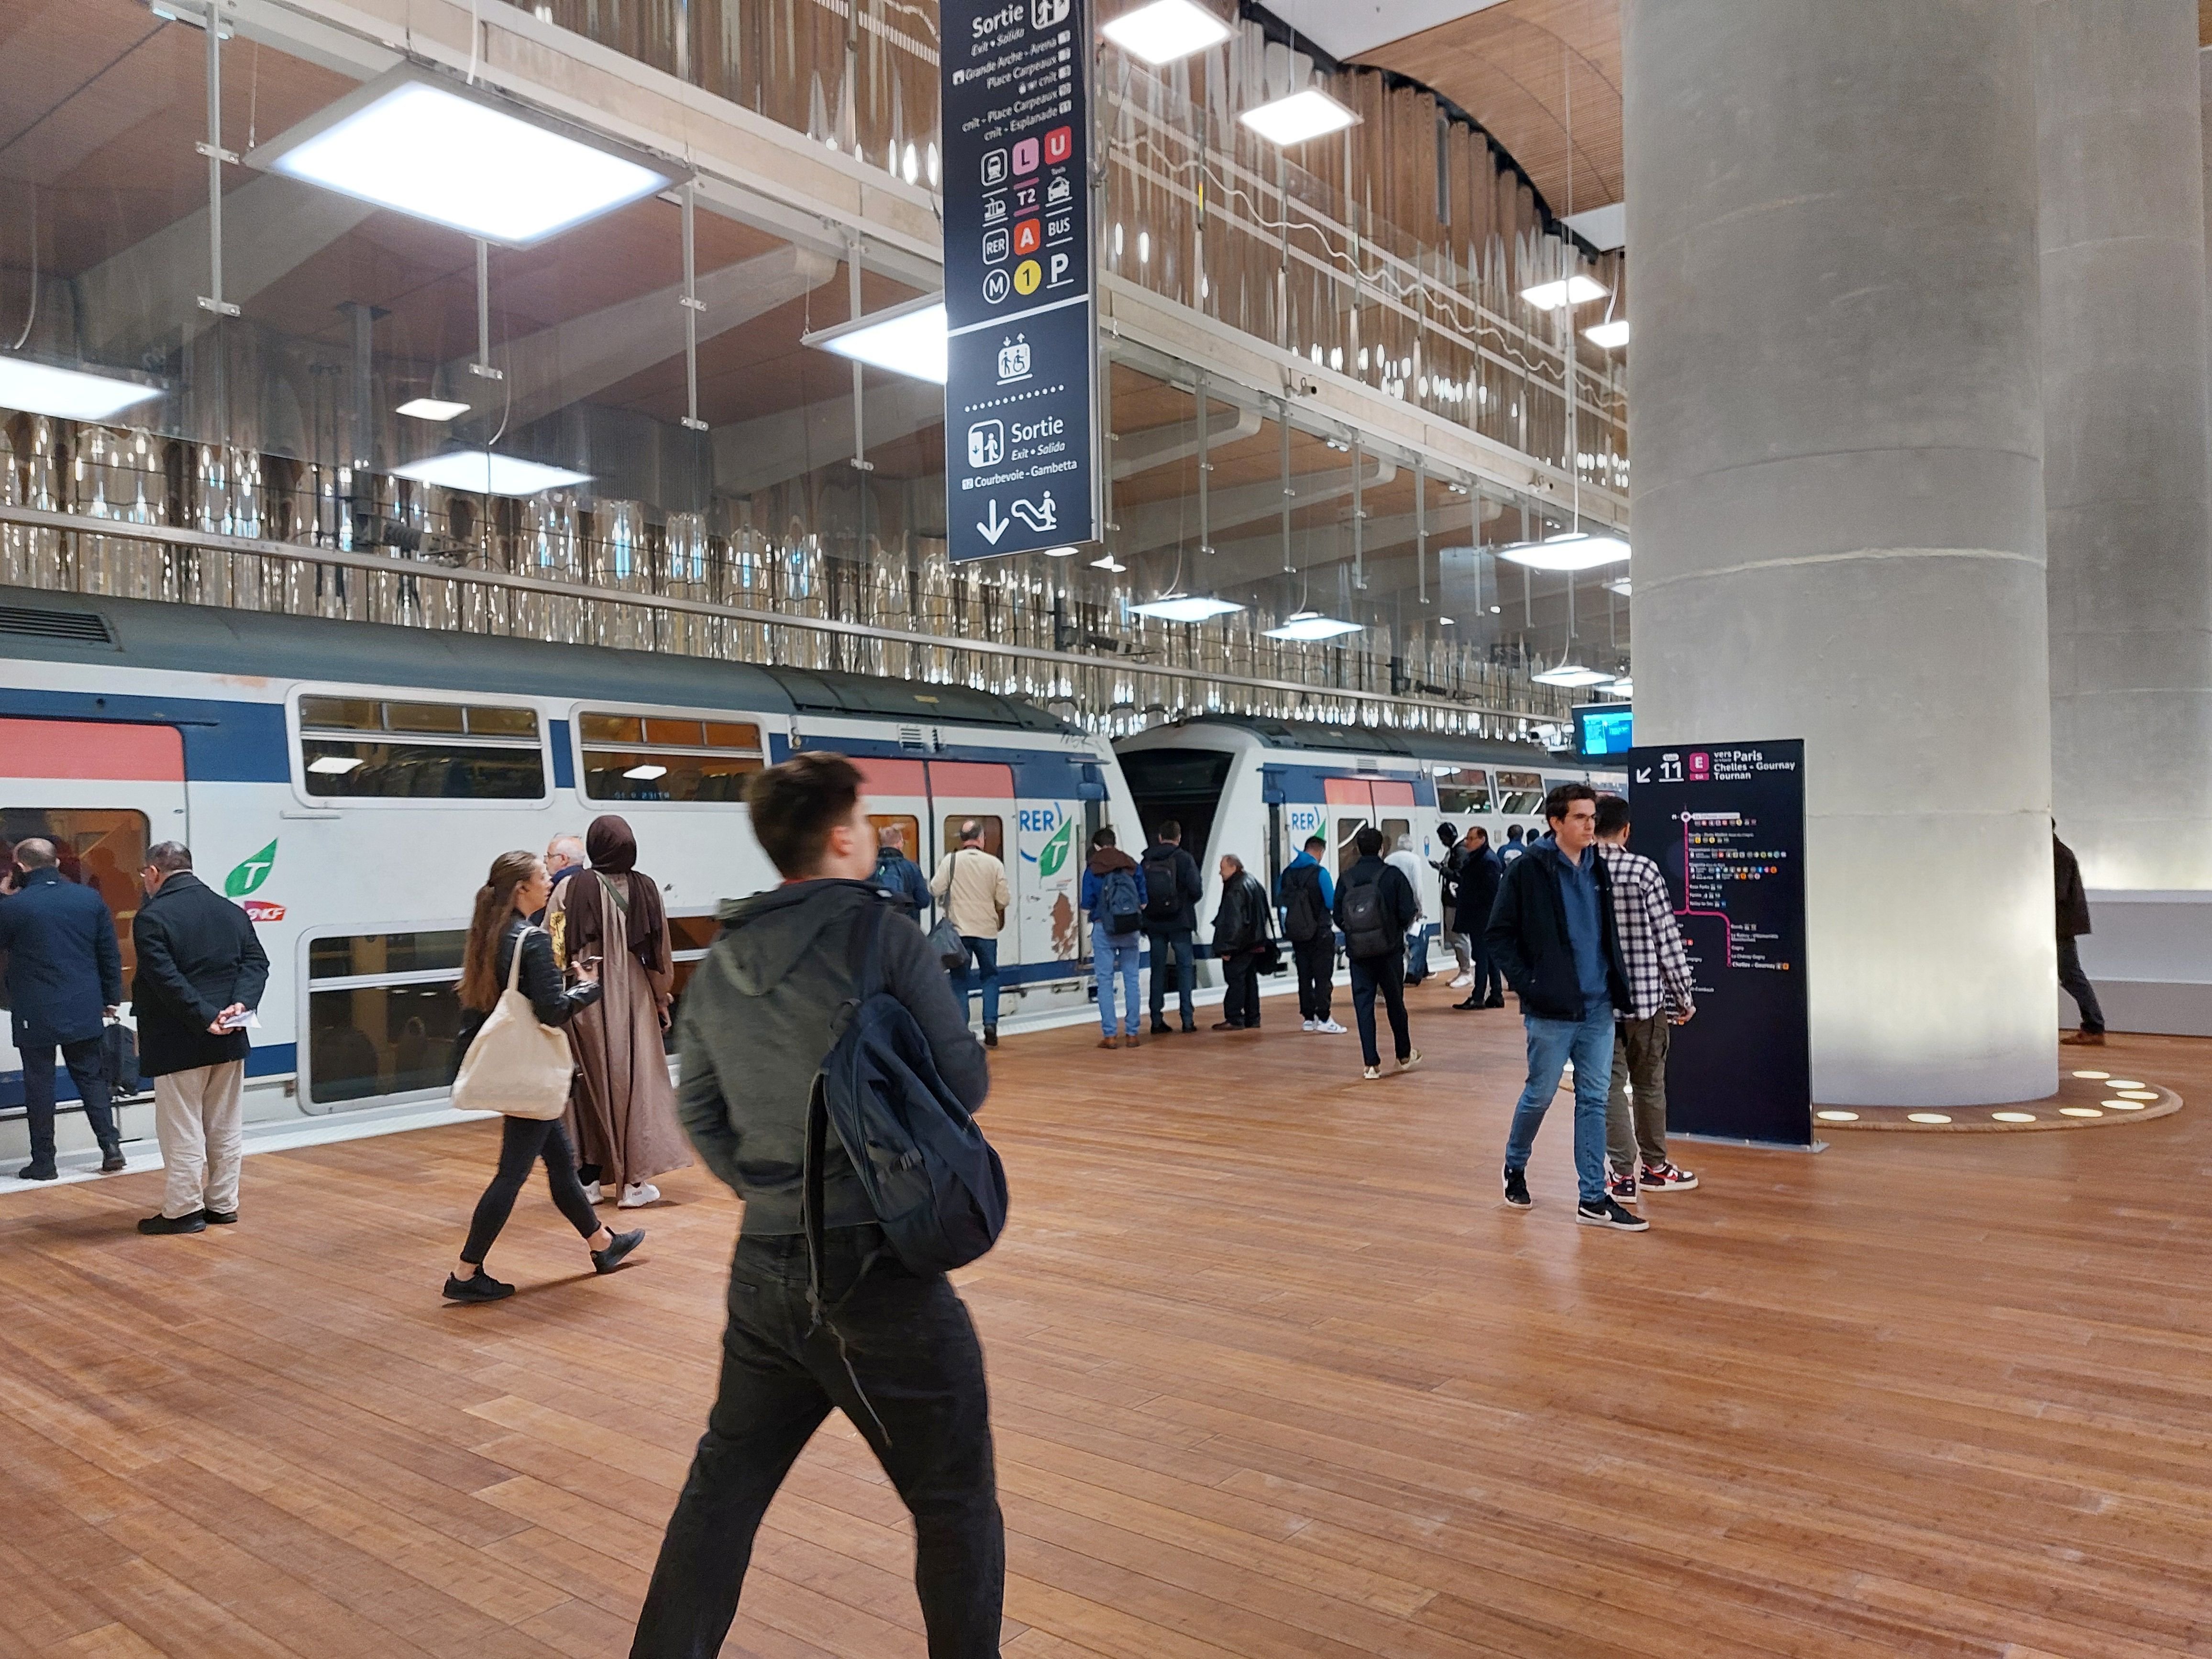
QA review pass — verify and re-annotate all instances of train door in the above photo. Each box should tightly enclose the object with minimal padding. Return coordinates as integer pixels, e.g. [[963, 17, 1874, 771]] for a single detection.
[[0, 719, 189, 1126], [852, 758, 933, 894], [1014, 769, 1084, 973], [928, 761, 1017, 973]]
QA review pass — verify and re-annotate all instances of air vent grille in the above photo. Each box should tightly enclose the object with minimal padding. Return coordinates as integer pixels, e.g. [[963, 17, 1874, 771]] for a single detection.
[[0, 605, 113, 645], [897, 725, 928, 751]]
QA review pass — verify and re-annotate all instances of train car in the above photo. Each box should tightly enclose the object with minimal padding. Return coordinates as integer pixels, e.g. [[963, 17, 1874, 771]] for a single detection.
[[1114, 715, 1627, 977], [0, 585, 1137, 1164]]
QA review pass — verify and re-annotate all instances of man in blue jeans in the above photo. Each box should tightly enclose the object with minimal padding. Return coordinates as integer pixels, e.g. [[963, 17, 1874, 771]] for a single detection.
[[1484, 783, 1646, 1231]]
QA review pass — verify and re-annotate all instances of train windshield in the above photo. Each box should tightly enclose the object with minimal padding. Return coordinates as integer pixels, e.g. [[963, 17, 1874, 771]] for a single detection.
[[1120, 748, 1235, 864]]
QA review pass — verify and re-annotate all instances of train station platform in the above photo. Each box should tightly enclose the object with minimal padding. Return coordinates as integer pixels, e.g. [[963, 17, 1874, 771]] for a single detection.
[[2, 980, 2206, 1658]]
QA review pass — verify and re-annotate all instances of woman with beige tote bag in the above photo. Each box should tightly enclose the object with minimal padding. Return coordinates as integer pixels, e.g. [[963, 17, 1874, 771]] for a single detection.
[[443, 851, 647, 1304]]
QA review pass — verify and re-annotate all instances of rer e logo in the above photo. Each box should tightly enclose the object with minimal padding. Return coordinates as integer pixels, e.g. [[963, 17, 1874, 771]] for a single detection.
[[224, 838, 277, 898]]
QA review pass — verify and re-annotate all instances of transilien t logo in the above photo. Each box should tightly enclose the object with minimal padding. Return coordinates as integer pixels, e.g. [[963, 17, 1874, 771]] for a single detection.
[[224, 839, 278, 897], [1037, 819, 1073, 879]]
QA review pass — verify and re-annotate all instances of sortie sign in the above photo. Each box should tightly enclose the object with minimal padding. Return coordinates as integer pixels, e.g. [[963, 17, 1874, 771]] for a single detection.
[[941, 0, 1101, 563]]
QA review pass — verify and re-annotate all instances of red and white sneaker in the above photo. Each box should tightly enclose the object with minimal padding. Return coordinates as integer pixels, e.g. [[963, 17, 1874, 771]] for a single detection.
[[1639, 1161, 1699, 1192], [1606, 1166, 1638, 1204]]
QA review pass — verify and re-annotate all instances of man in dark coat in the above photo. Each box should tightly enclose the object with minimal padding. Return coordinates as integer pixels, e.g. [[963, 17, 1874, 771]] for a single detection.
[[2055, 827, 2105, 1047], [132, 841, 269, 1234], [1139, 819, 1206, 1034], [1332, 825, 1421, 1078], [0, 838, 125, 1179], [1209, 852, 1272, 1030], [1452, 827, 1505, 1010], [871, 823, 932, 917], [1486, 784, 1642, 1230]]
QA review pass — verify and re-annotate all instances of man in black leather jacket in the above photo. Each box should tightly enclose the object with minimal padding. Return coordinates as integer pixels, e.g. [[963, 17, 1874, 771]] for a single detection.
[[633, 752, 1000, 1659]]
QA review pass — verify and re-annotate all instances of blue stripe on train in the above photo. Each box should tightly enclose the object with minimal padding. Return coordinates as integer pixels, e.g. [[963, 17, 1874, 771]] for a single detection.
[[0, 1042, 298, 1110], [0, 690, 290, 782]]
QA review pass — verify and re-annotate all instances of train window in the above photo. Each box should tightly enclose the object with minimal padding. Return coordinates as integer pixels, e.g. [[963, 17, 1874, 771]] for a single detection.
[[306, 929, 471, 1108], [1495, 769, 1546, 815], [298, 697, 544, 801], [0, 810, 149, 979], [870, 814, 922, 861], [1336, 818, 1370, 874], [1437, 770, 1492, 815], [308, 930, 466, 979], [942, 816, 1004, 859], [1379, 818, 1411, 855], [579, 714, 763, 803]]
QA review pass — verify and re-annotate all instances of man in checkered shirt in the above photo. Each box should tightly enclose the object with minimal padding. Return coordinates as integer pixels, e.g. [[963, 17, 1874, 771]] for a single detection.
[[1594, 795, 1698, 1202]]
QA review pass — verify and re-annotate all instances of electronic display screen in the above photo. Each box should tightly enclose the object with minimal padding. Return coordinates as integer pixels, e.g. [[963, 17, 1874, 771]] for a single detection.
[[1576, 704, 1634, 757]]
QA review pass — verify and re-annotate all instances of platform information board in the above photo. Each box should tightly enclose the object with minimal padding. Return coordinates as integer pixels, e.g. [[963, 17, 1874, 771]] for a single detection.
[[1626, 739, 1814, 1147], [941, 0, 1100, 563]]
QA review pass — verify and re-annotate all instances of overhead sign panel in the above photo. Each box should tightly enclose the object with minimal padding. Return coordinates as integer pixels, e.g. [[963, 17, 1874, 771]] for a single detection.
[[942, 0, 1101, 562], [1627, 739, 1814, 1148]]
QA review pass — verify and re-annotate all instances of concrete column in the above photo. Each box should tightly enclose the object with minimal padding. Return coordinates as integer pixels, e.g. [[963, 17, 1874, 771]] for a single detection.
[[1623, 0, 2056, 1106], [2038, 0, 2212, 891]]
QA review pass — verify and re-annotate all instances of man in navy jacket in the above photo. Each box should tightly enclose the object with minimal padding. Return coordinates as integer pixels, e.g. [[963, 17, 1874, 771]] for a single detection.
[[0, 839, 126, 1178]]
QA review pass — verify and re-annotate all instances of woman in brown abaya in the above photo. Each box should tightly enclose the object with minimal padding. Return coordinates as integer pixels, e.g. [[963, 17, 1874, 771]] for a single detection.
[[549, 815, 690, 1206]]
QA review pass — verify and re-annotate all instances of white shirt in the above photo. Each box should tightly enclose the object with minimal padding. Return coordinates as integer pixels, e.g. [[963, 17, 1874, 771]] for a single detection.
[[1385, 849, 1426, 924]]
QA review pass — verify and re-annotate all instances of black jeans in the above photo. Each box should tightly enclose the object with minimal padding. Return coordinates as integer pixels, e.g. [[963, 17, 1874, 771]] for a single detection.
[[19, 1036, 117, 1170], [1292, 935, 1336, 1021], [460, 1116, 602, 1265], [631, 1226, 1004, 1659], [1146, 928, 1194, 1025], [1469, 933, 1503, 1003], [1220, 952, 1261, 1026], [2058, 934, 2105, 1034], [1349, 952, 1411, 1068]]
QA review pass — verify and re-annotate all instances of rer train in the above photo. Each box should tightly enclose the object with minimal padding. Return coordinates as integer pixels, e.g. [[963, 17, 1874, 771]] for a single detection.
[[0, 584, 1616, 1160]]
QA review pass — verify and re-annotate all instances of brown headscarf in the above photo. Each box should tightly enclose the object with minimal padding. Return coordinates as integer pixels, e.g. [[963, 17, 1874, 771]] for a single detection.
[[571, 814, 667, 973]]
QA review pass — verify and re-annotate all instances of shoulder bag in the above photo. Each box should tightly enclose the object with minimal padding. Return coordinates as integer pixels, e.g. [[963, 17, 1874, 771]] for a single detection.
[[451, 928, 576, 1119]]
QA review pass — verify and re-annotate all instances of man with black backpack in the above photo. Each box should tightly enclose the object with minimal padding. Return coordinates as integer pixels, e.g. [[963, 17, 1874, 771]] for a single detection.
[[1081, 827, 1149, 1049], [1277, 833, 1345, 1034], [635, 752, 1003, 1659], [1333, 826, 1422, 1081], [1138, 820, 1204, 1035]]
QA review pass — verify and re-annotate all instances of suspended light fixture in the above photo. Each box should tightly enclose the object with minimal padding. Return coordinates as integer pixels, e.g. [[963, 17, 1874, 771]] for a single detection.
[[1101, 0, 1232, 65], [1265, 612, 1361, 641], [1604, 576, 1631, 596], [1040, 545, 1078, 559], [1499, 531, 1631, 572], [1091, 554, 1128, 572], [802, 294, 949, 385], [1584, 319, 1630, 349], [622, 763, 669, 781], [1520, 274, 1608, 311], [1606, 677, 1633, 697], [1532, 664, 1615, 688], [1132, 595, 1243, 622], [396, 397, 470, 421], [249, 71, 673, 245], [0, 357, 162, 422], [394, 452, 591, 494], [1239, 88, 1359, 148]]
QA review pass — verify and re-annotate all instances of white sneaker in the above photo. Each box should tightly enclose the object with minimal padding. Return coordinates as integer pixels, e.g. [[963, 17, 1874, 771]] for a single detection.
[[1317, 1019, 1347, 1034], [1397, 1048, 1424, 1073], [1302, 1018, 1318, 1032], [1450, 973, 1473, 990], [618, 1182, 661, 1208], [581, 1181, 605, 1205]]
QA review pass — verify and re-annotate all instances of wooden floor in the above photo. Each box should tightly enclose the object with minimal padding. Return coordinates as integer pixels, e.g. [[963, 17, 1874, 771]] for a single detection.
[[5, 984, 2210, 1659]]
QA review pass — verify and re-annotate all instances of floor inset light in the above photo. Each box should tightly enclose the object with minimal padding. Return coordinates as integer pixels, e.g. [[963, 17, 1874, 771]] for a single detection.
[[1584, 318, 1630, 349], [0, 356, 162, 422], [1239, 88, 1359, 148], [1532, 664, 1614, 688], [1102, 0, 1232, 64], [2103, 1100, 2146, 1111], [1521, 274, 1609, 310], [2059, 1106, 2103, 1118], [1133, 596, 1244, 622], [1265, 612, 1361, 641], [1992, 1111, 2037, 1123], [803, 295, 948, 385], [394, 451, 591, 495], [1041, 545, 1077, 558], [623, 763, 669, 780], [2106, 1079, 2144, 1090], [1501, 531, 1632, 572], [397, 397, 470, 421], [308, 755, 364, 774], [2116, 1090, 2158, 1101], [1815, 1110, 1859, 1122], [252, 73, 672, 245], [1907, 1112, 1952, 1124], [2070, 1070, 2110, 1080]]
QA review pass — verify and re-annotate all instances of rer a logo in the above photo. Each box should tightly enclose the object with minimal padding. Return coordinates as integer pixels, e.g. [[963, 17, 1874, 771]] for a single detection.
[[224, 839, 277, 898], [1037, 818, 1073, 879]]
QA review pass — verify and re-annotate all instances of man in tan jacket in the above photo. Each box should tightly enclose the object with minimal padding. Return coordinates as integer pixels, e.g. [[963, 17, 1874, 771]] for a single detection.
[[930, 820, 1011, 1047]]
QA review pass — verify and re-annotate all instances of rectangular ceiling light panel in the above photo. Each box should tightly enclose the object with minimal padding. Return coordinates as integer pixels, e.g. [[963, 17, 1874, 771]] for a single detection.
[[1520, 274, 1609, 310], [396, 397, 471, 421], [1583, 319, 1630, 349], [1102, 0, 1234, 65], [806, 299, 950, 385], [1239, 88, 1359, 147], [1132, 596, 1243, 622], [0, 357, 163, 422], [1265, 614, 1361, 641], [1500, 532, 1631, 572], [252, 74, 673, 246], [394, 452, 591, 495]]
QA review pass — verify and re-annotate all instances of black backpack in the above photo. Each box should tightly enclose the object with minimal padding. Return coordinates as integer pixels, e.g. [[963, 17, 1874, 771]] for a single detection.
[[1098, 865, 1144, 937], [805, 900, 1008, 1320], [1282, 863, 1329, 943], [1140, 846, 1183, 923], [1340, 874, 1396, 961]]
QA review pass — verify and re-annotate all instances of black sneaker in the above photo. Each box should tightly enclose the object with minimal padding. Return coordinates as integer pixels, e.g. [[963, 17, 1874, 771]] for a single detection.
[[100, 1147, 128, 1173], [137, 1212, 206, 1235], [1150, 1018, 1172, 1035], [1605, 1167, 1638, 1205], [983, 1027, 999, 1049], [1502, 1166, 1531, 1208], [201, 1208, 238, 1226], [592, 1228, 645, 1274], [17, 1162, 58, 1182], [1575, 1197, 1650, 1232], [443, 1269, 515, 1302]]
